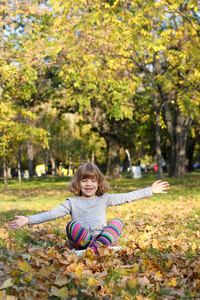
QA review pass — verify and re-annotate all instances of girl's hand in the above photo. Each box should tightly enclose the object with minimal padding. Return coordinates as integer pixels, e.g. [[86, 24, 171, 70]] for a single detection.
[[8, 216, 29, 229], [151, 180, 169, 194]]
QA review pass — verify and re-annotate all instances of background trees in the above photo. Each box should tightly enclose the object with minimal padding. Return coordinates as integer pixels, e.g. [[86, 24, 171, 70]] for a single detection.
[[97, 0, 200, 177], [1, 0, 200, 179]]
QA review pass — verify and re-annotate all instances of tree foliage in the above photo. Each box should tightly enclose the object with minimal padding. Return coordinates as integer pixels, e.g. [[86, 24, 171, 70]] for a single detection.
[[1, 0, 200, 177]]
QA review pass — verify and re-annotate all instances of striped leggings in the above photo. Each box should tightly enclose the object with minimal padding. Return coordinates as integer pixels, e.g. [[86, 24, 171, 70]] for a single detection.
[[66, 218, 123, 254]]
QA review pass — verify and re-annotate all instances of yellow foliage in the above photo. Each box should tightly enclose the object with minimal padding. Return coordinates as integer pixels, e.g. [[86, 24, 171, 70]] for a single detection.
[[17, 260, 34, 273], [164, 277, 178, 287], [155, 271, 163, 278], [88, 278, 99, 286], [166, 258, 174, 269], [126, 278, 139, 288], [51, 286, 68, 299], [131, 264, 139, 273]]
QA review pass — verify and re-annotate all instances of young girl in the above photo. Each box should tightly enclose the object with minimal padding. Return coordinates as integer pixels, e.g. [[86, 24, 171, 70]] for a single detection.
[[8, 162, 169, 254]]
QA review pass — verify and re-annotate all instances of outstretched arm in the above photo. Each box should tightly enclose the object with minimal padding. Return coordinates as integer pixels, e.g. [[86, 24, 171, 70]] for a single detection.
[[8, 200, 71, 229], [8, 216, 29, 229], [151, 180, 169, 194]]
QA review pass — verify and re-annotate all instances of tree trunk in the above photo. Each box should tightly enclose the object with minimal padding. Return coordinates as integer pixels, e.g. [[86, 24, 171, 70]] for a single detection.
[[123, 152, 130, 172], [164, 103, 192, 177], [1, 6, 6, 188], [44, 149, 49, 176], [153, 22, 163, 181], [7, 167, 11, 178], [17, 149, 22, 183], [186, 127, 196, 172], [18, 160, 21, 184], [50, 150, 56, 175], [91, 150, 95, 164], [154, 94, 163, 180], [68, 153, 72, 176], [3, 144, 7, 189], [86, 110, 122, 178], [27, 141, 34, 178], [104, 134, 121, 178]]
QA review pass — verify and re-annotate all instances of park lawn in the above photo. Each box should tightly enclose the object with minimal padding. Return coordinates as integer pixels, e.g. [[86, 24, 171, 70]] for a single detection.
[[0, 173, 200, 299]]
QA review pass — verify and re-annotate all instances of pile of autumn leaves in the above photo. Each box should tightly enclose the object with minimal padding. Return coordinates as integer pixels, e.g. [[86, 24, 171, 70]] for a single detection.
[[0, 225, 200, 300]]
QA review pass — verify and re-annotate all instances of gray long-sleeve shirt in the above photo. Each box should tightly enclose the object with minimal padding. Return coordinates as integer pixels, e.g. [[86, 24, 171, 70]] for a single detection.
[[28, 187, 153, 237]]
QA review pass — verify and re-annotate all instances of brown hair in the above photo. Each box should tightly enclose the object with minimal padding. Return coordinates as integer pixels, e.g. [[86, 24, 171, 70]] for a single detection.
[[67, 162, 110, 196]]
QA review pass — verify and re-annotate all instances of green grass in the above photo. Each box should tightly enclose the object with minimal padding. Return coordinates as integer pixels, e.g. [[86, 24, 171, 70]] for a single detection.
[[0, 172, 200, 299]]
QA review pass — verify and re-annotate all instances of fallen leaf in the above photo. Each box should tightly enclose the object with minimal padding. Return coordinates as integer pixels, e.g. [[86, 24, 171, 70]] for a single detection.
[[126, 278, 139, 288], [17, 260, 34, 273], [0, 290, 6, 297], [166, 258, 174, 269], [88, 278, 99, 286], [0, 278, 13, 290], [68, 288, 79, 296], [138, 276, 150, 286], [51, 286, 68, 299], [54, 278, 70, 286]]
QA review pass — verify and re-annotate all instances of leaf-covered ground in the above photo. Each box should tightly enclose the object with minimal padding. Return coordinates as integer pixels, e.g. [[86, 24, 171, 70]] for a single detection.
[[0, 174, 200, 299]]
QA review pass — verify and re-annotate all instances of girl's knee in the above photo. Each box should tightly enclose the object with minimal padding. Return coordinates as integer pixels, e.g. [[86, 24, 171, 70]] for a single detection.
[[108, 218, 123, 232], [66, 220, 76, 234]]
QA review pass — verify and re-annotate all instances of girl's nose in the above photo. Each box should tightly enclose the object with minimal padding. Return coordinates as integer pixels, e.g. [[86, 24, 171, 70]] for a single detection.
[[86, 179, 92, 185]]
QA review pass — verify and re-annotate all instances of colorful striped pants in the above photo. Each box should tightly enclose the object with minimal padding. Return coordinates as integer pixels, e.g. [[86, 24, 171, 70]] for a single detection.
[[66, 218, 123, 254]]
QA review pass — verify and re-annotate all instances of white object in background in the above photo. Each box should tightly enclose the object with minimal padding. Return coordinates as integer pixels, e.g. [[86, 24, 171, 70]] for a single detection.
[[132, 166, 142, 179]]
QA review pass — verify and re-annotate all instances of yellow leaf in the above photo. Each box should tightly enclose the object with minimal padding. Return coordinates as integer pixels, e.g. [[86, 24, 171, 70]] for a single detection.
[[24, 273, 33, 283], [17, 260, 34, 273], [0, 290, 6, 298], [48, 247, 54, 257], [74, 268, 82, 275], [192, 242, 197, 251], [143, 259, 150, 267], [59, 71, 64, 77], [54, 278, 70, 287], [126, 278, 139, 288], [166, 258, 174, 269], [0, 229, 8, 239], [155, 271, 163, 278], [131, 264, 139, 273], [6, 296, 17, 300], [145, 225, 152, 231], [0, 278, 13, 290], [40, 266, 51, 277], [51, 286, 68, 299], [164, 278, 178, 287], [9, 269, 21, 277], [118, 269, 129, 276], [170, 278, 178, 287], [68, 288, 79, 296], [88, 278, 98, 286]]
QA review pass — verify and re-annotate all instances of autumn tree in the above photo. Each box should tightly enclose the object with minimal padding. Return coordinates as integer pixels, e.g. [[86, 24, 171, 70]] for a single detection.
[[96, 0, 200, 178], [3, 0, 200, 179], [1, 0, 60, 176], [43, 1, 141, 178]]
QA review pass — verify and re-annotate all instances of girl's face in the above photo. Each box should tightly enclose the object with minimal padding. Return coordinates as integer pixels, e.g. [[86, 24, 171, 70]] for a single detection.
[[80, 177, 98, 198]]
